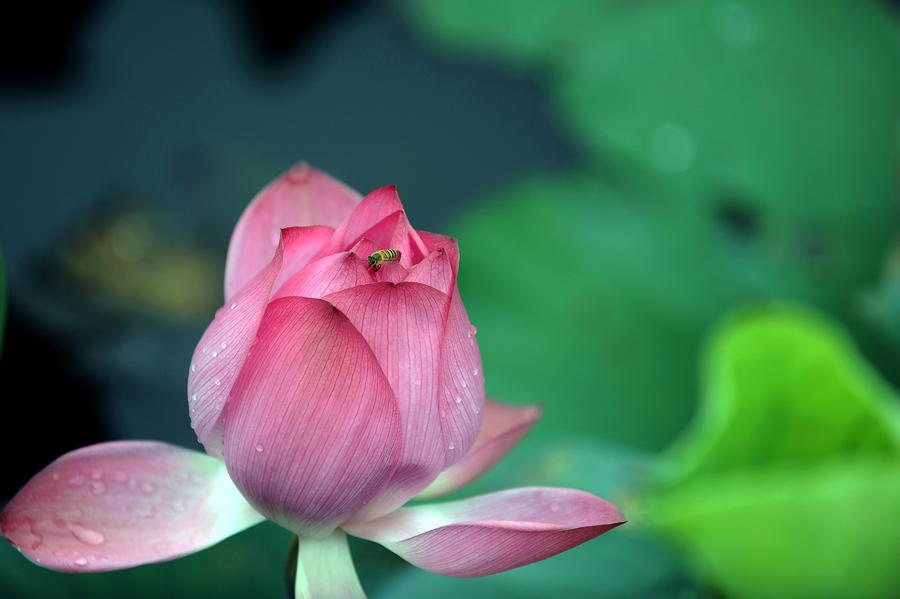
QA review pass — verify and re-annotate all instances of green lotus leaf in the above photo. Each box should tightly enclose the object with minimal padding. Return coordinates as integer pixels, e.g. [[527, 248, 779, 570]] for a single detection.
[[649, 306, 900, 599]]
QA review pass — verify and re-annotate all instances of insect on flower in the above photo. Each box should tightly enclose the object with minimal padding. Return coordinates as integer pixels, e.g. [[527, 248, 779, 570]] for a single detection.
[[367, 249, 401, 272]]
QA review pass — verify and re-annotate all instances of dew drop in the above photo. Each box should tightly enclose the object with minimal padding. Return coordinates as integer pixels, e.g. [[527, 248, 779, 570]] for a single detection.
[[231, 301, 238, 310], [90, 468, 103, 480], [202, 347, 208, 354], [132, 504, 155, 518], [69, 525, 105, 546], [455, 395, 461, 404], [90, 481, 107, 495], [191, 393, 197, 402], [67, 475, 85, 487], [256, 444, 264, 452], [473, 368, 478, 376], [461, 381, 467, 388], [551, 503, 561, 513], [214, 377, 221, 385], [474, 404, 480, 414], [448, 443, 455, 450], [221, 342, 227, 349], [74, 557, 89, 567], [191, 363, 197, 372], [212, 350, 218, 357]]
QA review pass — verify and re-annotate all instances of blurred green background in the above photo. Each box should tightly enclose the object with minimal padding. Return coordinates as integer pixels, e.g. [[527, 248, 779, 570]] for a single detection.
[[2, 0, 900, 598]]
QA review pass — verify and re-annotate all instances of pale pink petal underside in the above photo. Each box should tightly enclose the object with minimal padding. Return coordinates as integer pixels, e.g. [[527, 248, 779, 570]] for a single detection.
[[225, 163, 362, 300], [326, 283, 452, 523], [0, 442, 264, 573], [223, 297, 402, 540], [188, 237, 285, 459], [416, 400, 543, 500], [295, 529, 366, 599], [345, 487, 625, 578]]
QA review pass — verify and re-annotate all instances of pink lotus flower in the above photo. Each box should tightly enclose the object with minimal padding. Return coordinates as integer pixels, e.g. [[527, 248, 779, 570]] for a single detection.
[[1, 164, 625, 597]]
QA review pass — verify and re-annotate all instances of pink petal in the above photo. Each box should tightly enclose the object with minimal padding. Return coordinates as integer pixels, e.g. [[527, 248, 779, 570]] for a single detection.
[[403, 248, 455, 310], [294, 529, 366, 599], [325, 283, 452, 523], [188, 236, 285, 459], [417, 231, 460, 278], [271, 225, 336, 296], [273, 251, 373, 301], [0, 442, 264, 573], [223, 297, 402, 540], [344, 487, 625, 578], [416, 400, 543, 500], [332, 186, 404, 251], [225, 163, 362, 300], [434, 287, 486, 469]]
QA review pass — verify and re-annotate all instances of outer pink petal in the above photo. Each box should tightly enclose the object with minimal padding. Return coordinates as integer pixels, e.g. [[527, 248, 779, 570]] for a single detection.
[[271, 225, 336, 295], [225, 163, 362, 300], [434, 286, 486, 468], [188, 236, 285, 459], [403, 247, 455, 297], [344, 487, 625, 578], [415, 400, 543, 500], [325, 283, 452, 523], [295, 529, 366, 599], [0, 442, 264, 573], [417, 231, 460, 278], [223, 297, 402, 540], [273, 251, 373, 300], [336, 186, 404, 250]]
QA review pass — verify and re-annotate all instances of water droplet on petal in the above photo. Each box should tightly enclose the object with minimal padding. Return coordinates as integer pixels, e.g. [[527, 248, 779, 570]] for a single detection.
[[90, 481, 107, 495], [69, 525, 105, 546], [212, 350, 218, 357], [473, 368, 478, 376], [191, 363, 197, 372], [221, 342, 227, 349], [74, 557, 89, 567], [256, 444, 263, 452], [455, 395, 461, 404], [448, 443, 455, 450], [474, 405, 480, 414], [202, 347, 208, 354], [231, 302, 237, 310], [90, 469, 103, 480], [461, 381, 467, 388], [214, 377, 221, 385], [67, 475, 85, 487], [132, 504, 155, 518], [191, 393, 197, 402]]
